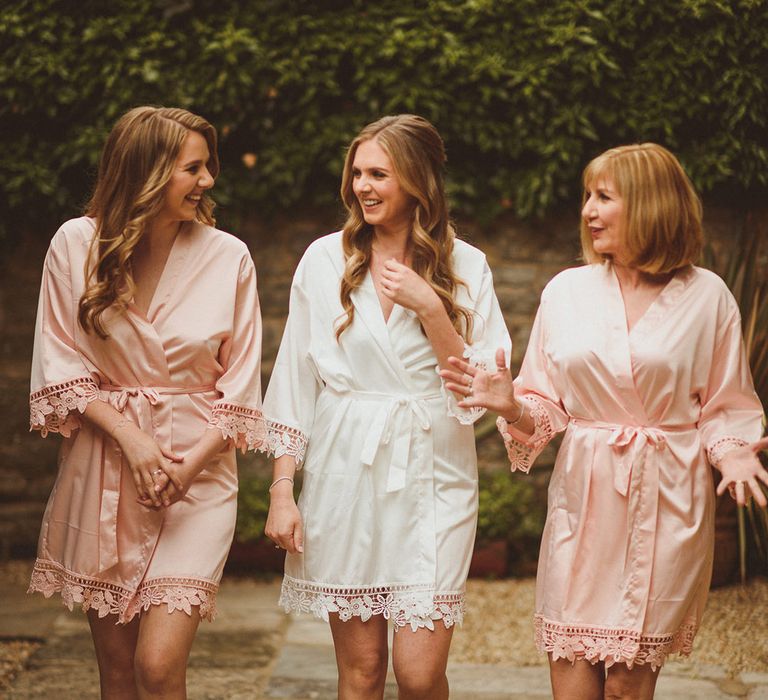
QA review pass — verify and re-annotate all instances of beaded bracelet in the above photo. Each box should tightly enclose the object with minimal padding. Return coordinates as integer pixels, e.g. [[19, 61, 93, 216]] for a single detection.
[[269, 476, 294, 491]]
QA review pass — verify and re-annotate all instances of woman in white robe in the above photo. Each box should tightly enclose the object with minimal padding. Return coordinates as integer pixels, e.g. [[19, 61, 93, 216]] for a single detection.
[[263, 115, 510, 699], [442, 143, 767, 700]]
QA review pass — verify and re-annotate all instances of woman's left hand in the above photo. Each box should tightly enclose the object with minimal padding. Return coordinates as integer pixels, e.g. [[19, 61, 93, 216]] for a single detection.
[[716, 436, 768, 507], [137, 460, 191, 509], [380, 259, 439, 317]]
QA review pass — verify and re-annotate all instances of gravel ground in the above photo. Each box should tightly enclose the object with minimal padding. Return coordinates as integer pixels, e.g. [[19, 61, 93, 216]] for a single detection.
[[453, 577, 768, 676], [0, 561, 41, 692]]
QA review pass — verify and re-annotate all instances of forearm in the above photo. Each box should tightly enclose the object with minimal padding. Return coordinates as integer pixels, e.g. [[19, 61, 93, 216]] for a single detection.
[[418, 298, 466, 372], [182, 427, 230, 481], [499, 399, 536, 437], [269, 454, 298, 500], [82, 398, 135, 442]]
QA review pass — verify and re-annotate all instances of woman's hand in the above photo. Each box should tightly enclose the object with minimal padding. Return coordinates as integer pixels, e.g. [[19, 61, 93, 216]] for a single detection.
[[114, 421, 184, 508], [716, 436, 768, 507], [137, 460, 191, 509], [380, 259, 440, 317], [440, 347, 519, 418], [265, 480, 304, 554]]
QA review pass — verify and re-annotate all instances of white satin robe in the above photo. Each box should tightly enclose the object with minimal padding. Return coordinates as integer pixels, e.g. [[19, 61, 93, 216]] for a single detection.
[[27, 217, 265, 623], [498, 262, 763, 669], [263, 232, 510, 631]]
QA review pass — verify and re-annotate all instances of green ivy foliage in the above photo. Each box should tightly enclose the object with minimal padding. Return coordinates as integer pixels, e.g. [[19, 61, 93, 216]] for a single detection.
[[2, 0, 767, 239]]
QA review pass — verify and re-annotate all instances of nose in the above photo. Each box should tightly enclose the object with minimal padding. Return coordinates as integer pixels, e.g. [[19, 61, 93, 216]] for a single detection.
[[199, 166, 215, 189], [582, 195, 596, 220]]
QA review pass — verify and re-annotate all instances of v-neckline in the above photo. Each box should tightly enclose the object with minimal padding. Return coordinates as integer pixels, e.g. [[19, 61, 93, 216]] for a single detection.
[[610, 263, 676, 336], [130, 224, 185, 323], [365, 269, 402, 327]]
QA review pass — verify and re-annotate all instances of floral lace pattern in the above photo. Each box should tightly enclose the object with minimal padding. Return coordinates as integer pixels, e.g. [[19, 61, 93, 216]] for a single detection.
[[265, 420, 308, 463], [29, 376, 99, 437], [28, 559, 218, 623], [496, 396, 555, 472], [438, 344, 492, 425], [534, 615, 697, 671], [279, 576, 465, 632], [208, 401, 267, 452], [706, 436, 749, 470]]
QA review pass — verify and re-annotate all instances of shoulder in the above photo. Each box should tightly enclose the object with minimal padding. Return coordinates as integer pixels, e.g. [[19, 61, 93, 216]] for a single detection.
[[295, 231, 344, 278], [193, 223, 251, 258], [47, 217, 96, 270], [452, 237, 489, 275], [541, 264, 594, 298], [686, 265, 740, 317]]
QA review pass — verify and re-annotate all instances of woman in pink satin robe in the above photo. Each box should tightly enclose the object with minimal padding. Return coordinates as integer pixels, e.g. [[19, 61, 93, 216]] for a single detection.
[[28, 107, 264, 697], [442, 143, 767, 699]]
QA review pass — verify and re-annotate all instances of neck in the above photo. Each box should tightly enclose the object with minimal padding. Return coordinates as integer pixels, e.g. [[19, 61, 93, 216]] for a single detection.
[[612, 260, 670, 289], [372, 223, 411, 258], [143, 218, 182, 252]]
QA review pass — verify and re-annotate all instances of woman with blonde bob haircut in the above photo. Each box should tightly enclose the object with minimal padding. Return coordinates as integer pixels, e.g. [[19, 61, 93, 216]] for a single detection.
[[442, 142, 766, 699], [28, 106, 265, 698], [264, 114, 510, 699]]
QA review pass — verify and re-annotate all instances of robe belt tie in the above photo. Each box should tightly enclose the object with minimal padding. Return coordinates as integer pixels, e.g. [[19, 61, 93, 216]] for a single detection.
[[95, 383, 216, 573], [570, 419, 697, 496], [327, 388, 440, 493]]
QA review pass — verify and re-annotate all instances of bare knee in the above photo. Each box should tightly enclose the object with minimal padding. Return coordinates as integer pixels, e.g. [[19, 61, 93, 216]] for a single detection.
[[604, 663, 658, 700], [393, 658, 449, 700], [134, 652, 183, 694], [337, 646, 388, 693]]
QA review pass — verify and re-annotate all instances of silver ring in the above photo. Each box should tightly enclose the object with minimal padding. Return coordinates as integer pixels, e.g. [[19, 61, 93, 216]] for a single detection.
[[153, 469, 163, 475]]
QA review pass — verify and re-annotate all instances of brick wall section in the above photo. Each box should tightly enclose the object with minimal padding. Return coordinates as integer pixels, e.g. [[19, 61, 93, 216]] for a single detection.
[[0, 208, 745, 554]]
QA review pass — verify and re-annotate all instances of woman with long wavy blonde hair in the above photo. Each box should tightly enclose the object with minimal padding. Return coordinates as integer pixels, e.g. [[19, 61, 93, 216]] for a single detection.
[[28, 106, 265, 698], [263, 114, 511, 699]]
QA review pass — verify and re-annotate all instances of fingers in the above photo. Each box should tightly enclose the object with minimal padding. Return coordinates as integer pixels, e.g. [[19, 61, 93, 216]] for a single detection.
[[293, 522, 304, 554], [446, 355, 474, 375], [748, 478, 767, 507], [160, 448, 185, 463], [494, 347, 508, 371], [162, 465, 185, 491], [439, 367, 468, 384], [383, 258, 406, 272], [142, 470, 162, 507], [444, 381, 471, 397]]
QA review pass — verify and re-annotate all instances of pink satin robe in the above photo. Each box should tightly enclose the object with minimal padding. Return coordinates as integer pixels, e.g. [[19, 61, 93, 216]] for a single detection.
[[498, 263, 763, 670], [27, 217, 265, 623]]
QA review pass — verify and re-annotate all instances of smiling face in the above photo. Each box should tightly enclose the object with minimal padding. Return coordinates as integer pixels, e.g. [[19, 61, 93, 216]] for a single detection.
[[158, 130, 215, 225], [581, 178, 625, 261], [351, 138, 413, 236]]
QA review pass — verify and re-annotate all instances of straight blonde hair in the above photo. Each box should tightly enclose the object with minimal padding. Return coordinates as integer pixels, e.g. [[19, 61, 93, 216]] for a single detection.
[[336, 114, 473, 341], [79, 106, 219, 337], [580, 143, 703, 273]]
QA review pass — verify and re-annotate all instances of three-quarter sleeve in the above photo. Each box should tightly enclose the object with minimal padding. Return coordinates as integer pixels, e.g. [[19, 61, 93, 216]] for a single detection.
[[698, 301, 764, 469], [207, 254, 267, 452], [497, 289, 570, 473], [29, 232, 99, 437], [439, 260, 512, 425], [262, 259, 323, 465]]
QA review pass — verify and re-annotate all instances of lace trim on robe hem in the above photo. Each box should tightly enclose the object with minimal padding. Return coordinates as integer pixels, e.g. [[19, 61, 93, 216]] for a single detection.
[[706, 436, 749, 470], [534, 614, 698, 672], [496, 395, 554, 473], [264, 420, 308, 464], [279, 575, 465, 632], [28, 559, 218, 623], [208, 402, 267, 453], [437, 344, 490, 426], [29, 376, 99, 437]]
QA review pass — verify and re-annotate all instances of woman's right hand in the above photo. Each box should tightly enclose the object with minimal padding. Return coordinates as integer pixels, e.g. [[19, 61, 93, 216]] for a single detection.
[[440, 347, 520, 420], [265, 481, 304, 554], [113, 421, 184, 508]]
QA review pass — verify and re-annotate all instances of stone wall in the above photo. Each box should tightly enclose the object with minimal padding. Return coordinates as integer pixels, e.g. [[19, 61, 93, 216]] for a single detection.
[[0, 207, 746, 555]]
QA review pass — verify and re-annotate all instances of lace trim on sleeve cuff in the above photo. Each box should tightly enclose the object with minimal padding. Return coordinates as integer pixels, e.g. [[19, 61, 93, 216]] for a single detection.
[[265, 420, 308, 464], [29, 376, 99, 437], [706, 436, 749, 470], [208, 402, 267, 453], [437, 344, 492, 426], [496, 396, 554, 473]]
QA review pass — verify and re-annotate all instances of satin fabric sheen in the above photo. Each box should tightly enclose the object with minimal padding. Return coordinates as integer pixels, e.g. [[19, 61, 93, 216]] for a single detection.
[[27, 217, 264, 622], [504, 263, 763, 668]]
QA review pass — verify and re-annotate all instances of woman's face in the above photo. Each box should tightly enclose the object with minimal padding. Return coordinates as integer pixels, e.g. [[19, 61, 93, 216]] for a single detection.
[[582, 178, 625, 260], [351, 138, 413, 235], [159, 130, 215, 224]]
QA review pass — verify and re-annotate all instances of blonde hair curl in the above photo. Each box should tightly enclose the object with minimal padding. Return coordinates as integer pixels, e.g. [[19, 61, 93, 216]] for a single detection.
[[78, 106, 219, 337]]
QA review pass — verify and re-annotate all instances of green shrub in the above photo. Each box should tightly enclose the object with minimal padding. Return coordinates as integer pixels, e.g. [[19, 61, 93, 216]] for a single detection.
[[2, 0, 766, 241]]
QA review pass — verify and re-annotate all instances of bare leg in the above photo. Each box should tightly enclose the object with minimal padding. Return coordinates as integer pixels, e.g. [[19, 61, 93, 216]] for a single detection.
[[604, 662, 660, 700], [134, 605, 201, 699], [392, 624, 454, 700], [329, 614, 389, 699], [87, 610, 141, 700], [549, 656, 604, 700]]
